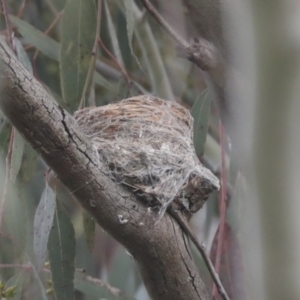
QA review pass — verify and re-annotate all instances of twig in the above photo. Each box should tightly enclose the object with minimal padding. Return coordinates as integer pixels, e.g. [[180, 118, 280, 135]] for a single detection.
[[139, 0, 188, 48], [27, 10, 63, 78], [139, 0, 225, 79], [0, 264, 32, 270], [98, 38, 131, 83], [212, 121, 228, 299], [168, 206, 231, 300], [32, 10, 63, 67], [1, 0, 13, 49], [17, 0, 27, 18], [0, 264, 124, 298], [78, 0, 102, 109], [45, 0, 58, 16]]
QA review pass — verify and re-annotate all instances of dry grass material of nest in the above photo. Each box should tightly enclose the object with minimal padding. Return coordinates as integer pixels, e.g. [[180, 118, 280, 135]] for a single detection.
[[74, 95, 219, 216]]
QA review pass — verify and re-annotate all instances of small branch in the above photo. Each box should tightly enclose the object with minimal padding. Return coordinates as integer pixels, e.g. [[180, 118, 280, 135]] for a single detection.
[[98, 39, 130, 82], [169, 206, 230, 300], [0, 37, 212, 300], [139, 0, 188, 48], [139, 0, 226, 87], [32, 10, 63, 76], [17, 0, 27, 18], [1, 0, 13, 49], [45, 0, 59, 16], [212, 121, 228, 299]]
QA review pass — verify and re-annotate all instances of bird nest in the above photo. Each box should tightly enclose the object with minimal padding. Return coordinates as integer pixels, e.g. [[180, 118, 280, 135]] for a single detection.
[[74, 95, 219, 216]]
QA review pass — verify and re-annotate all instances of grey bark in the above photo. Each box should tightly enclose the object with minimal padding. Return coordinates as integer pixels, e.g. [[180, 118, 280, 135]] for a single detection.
[[0, 38, 210, 300]]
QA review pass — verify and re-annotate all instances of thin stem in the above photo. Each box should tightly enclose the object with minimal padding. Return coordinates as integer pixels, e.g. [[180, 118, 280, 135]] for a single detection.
[[1, 0, 13, 49], [45, 0, 58, 16], [17, 0, 27, 18], [139, 0, 188, 48], [98, 38, 130, 82], [213, 121, 228, 299], [168, 207, 231, 300]]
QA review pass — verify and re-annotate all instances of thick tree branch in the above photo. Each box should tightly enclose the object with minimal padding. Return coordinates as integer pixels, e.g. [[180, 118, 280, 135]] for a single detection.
[[0, 37, 211, 300]]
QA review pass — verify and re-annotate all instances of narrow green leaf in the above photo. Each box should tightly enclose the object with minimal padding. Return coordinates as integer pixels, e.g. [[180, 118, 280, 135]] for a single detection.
[[9, 15, 60, 61], [13, 37, 33, 74], [60, 0, 97, 111], [123, 0, 134, 47], [132, 2, 175, 100], [104, 0, 124, 66], [6, 273, 25, 300], [191, 89, 211, 157], [123, 0, 143, 72], [51, 0, 67, 11], [20, 143, 38, 183], [33, 184, 56, 271], [94, 71, 114, 91], [117, 76, 130, 100], [29, 260, 48, 300], [109, 248, 138, 295], [10, 130, 25, 183], [82, 210, 95, 252], [74, 271, 136, 300], [3, 182, 27, 257], [48, 202, 75, 300], [10, 15, 113, 92]]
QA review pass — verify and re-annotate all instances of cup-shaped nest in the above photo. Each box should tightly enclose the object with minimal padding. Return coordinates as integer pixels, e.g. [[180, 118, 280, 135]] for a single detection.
[[74, 95, 219, 215]]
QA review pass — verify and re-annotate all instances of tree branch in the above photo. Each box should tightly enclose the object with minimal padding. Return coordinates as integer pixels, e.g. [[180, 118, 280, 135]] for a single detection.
[[0, 37, 211, 300]]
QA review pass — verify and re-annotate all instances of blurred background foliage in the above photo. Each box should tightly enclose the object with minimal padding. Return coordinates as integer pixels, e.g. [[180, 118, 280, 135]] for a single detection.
[[0, 0, 243, 299]]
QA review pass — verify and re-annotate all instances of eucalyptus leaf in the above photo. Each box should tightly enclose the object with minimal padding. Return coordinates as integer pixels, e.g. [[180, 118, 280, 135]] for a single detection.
[[10, 130, 25, 183], [33, 184, 56, 271], [82, 209, 95, 252], [51, 0, 67, 11], [109, 248, 138, 295], [9, 15, 60, 61], [60, 0, 97, 111], [10, 15, 114, 93], [123, 0, 143, 72], [104, 0, 124, 66], [29, 260, 48, 300], [191, 89, 211, 157], [6, 273, 25, 300], [3, 181, 27, 257], [94, 71, 115, 91], [117, 76, 130, 100], [132, 2, 174, 100], [48, 202, 75, 300], [13, 37, 33, 74], [20, 143, 38, 183]]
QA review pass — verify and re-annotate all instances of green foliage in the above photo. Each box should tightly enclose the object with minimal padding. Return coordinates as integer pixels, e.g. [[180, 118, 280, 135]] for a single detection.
[[48, 202, 75, 300], [29, 260, 48, 300], [10, 131, 25, 184], [82, 209, 95, 252], [60, 0, 97, 112], [74, 270, 136, 300], [10, 15, 60, 61], [0, 1, 226, 299], [191, 89, 211, 157], [3, 181, 27, 259], [33, 184, 56, 271]]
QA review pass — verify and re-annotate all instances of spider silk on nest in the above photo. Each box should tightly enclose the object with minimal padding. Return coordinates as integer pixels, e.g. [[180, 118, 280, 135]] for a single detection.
[[74, 95, 219, 218]]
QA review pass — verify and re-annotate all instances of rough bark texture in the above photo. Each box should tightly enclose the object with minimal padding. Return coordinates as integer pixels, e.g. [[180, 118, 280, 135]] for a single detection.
[[0, 38, 211, 300]]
